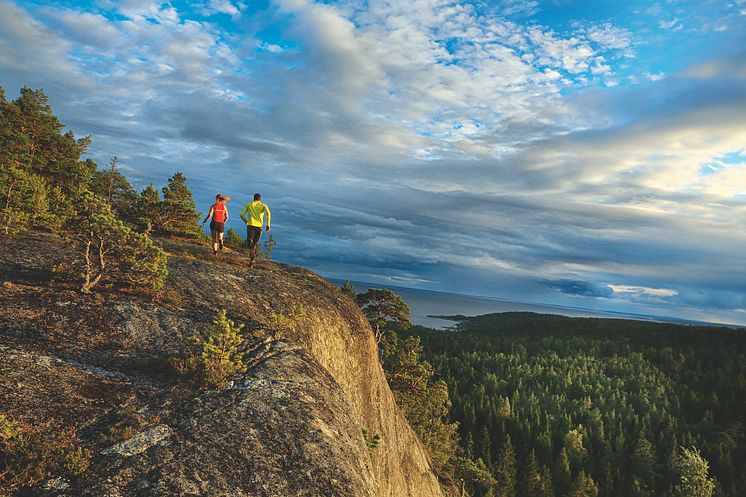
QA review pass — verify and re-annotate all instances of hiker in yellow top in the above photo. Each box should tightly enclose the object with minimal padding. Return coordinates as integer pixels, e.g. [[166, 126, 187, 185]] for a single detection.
[[240, 193, 271, 267]]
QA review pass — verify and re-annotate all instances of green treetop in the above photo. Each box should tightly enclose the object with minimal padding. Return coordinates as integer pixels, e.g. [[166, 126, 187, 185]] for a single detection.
[[356, 288, 411, 344], [133, 184, 161, 233], [159, 172, 201, 237], [66, 191, 167, 293], [341, 280, 357, 300], [89, 156, 137, 222], [671, 446, 716, 497], [495, 435, 517, 497]]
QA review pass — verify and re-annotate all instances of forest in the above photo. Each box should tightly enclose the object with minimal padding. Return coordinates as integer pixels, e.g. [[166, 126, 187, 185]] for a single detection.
[[407, 312, 746, 497]]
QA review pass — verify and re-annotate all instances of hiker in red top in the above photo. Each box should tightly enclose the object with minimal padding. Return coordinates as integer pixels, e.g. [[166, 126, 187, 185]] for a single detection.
[[203, 194, 230, 256]]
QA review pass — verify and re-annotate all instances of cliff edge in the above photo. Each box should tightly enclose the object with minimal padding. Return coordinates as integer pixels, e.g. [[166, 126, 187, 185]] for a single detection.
[[0, 232, 444, 497]]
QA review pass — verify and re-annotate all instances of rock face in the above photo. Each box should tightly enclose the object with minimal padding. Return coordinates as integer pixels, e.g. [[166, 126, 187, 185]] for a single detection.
[[0, 233, 443, 497]]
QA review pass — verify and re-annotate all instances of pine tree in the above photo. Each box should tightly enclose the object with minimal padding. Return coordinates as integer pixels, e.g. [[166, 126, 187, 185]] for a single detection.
[[66, 191, 167, 293], [538, 465, 556, 497], [495, 435, 517, 497], [356, 288, 411, 344], [260, 234, 276, 260], [0, 85, 93, 231], [630, 436, 657, 497], [12, 87, 93, 194], [564, 427, 587, 468], [554, 447, 572, 497], [524, 450, 542, 497], [569, 470, 599, 497], [186, 310, 247, 388], [0, 163, 49, 234], [383, 334, 460, 468], [133, 184, 162, 233], [159, 172, 201, 237], [89, 157, 137, 222], [670, 447, 715, 497], [497, 397, 512, 418], [341, 280, 357, 300]]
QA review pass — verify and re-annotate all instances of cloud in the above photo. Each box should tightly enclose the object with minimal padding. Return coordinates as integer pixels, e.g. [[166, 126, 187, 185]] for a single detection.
[[659, 18, 683, 30], [0, 2, 81, 83], [1, 0, 745, 324], [207, 0, 243, 17], [98, 0, 180, 22], [585, 22, 634, 51], [608, 285, 678, 298], [546, 279, 614, 298]]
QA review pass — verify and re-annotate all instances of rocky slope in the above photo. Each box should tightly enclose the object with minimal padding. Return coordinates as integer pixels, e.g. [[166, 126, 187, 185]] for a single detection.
[[0, 232, 444, 497]]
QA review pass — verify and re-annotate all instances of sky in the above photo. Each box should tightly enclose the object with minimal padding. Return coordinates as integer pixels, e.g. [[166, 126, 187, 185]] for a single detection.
[[1, 0, 745, 325]]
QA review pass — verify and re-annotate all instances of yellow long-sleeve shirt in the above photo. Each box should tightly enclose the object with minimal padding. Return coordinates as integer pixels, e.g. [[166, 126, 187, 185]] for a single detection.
[[240, 200, 271, 228]]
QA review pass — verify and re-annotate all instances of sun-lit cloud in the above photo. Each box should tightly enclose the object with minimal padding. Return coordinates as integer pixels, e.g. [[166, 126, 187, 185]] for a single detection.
[[608, 285, 679, 298]]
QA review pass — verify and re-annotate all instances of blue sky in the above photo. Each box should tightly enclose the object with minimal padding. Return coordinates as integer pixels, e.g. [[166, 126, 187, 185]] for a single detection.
[[1, 0, 745, 324]]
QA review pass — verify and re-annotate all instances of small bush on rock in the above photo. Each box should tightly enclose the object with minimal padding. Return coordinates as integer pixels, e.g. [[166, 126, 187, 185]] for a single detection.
[[361, 429, 382, 453], [267, 304, 305, 340], [176, 309, 247, 388]]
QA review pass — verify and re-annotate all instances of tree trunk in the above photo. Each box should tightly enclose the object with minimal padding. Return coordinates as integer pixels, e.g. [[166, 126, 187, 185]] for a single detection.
[[81, 237, 93, 293], [80, 235, 106, 293]]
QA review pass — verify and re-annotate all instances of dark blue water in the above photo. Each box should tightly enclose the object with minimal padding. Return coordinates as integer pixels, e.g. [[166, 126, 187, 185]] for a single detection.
[[328, 279, 690, 330]]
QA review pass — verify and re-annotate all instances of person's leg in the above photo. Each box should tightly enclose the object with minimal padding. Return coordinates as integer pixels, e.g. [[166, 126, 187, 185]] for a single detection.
[[247, 227, 261, 266], [210, 222, 219, 255], [217, 222, 225, 250], [246, 226, 255, 266]]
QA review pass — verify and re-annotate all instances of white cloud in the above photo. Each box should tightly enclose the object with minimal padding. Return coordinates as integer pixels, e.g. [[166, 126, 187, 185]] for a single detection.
[[208, 0, 242, 17], [659, 18, 683, 30], [528, 27, 596, 74], [0, 2, 84, 85], [94, 0, 179, 22], [702, 164, 746, 197], [609, 285, 679, 297], [585, 22, 633, 51], [45, 9, 124, 49], [645, 71, 666, 81]]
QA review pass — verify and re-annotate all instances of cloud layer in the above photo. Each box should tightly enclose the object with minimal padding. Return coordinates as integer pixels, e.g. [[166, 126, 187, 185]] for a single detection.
[[2, 0, 745, 324]]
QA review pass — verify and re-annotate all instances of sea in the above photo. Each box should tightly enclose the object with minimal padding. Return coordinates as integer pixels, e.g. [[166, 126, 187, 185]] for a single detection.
[[328, 279, 727, 330]]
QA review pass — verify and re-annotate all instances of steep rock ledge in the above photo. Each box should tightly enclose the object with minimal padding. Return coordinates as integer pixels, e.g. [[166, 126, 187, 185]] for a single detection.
[[0, 233, 443, 497]]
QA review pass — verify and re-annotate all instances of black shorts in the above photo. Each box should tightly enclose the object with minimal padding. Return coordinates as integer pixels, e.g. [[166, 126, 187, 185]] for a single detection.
[[247, 226, 262, 248], [209, 221, 225, 233]]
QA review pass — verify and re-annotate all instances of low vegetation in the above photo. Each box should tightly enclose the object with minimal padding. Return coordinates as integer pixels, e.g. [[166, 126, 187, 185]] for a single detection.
[[0, 413, 90, 494], [361, 429, 382, 453], [175, 309, 248, 389]]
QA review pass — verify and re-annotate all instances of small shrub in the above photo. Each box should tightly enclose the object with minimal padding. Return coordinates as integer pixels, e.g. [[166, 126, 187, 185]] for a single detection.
[[361, 428, 382, 452], [267, 304, 305, 340], [259, 234, 276, 261], [0, 413, 91, 493], [176, 310, 247, 388]]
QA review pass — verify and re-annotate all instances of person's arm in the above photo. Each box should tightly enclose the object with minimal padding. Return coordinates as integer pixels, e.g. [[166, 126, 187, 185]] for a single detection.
[[264, 205, 271, 231], [239, 204, 249, 225], [203, 205, 214, 224], [224, 207, 229, 223]]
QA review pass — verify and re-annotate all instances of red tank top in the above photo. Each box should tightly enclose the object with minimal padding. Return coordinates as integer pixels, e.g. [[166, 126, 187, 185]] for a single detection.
[[212, 203, 226, 223]]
